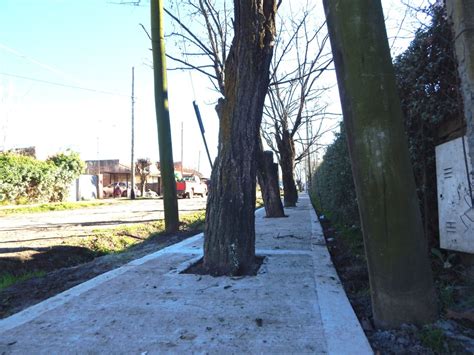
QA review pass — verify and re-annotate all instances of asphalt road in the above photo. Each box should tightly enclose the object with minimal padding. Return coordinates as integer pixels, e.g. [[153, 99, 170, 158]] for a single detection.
[[0, 198, 207, 247]]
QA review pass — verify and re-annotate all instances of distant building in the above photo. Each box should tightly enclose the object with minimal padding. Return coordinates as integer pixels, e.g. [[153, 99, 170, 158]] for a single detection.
[[85, 159, 161, 195], [168, 161, 204, 178]]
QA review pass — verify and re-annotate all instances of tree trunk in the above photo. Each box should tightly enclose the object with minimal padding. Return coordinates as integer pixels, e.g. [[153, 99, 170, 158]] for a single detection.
[[151, 0, 179, 233], [278, 130, 298, 207], [257, 147, 285, 218], [203, 0, 277, 276], [323, 0, 437, 328]]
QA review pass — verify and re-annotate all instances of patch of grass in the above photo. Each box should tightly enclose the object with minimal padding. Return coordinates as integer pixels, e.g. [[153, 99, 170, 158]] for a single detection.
[[0, 201, 110, 216], [180, 211, 205, 232], [0, 271, 47, 291], [78, 233, 139, 255], [418, 326, 447, 354], [76, 211, 206, 255], [256, 197, 264, 209]]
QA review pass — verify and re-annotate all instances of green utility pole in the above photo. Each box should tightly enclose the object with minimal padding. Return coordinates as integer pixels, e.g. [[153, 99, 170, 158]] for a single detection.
[[151, 0, 179, 232]]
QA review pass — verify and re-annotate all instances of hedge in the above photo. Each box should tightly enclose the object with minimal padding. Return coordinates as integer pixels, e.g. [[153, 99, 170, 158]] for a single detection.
[[311, 5, 462, 244], [0, 151, 85, 204]]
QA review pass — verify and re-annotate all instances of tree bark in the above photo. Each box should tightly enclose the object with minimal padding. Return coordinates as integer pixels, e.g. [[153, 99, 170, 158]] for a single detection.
[[140, 179, 146, 196], [257, 147, 285, 218], [278, 130, 298, 207], [323, 0, 437, 328], [203, 0, 277, 276], [151, 0, 179, 233]]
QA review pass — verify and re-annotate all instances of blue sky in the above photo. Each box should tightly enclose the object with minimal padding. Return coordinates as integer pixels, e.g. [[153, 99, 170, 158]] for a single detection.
[[0, 0, 218, 176], [0, 0, 425, 177]]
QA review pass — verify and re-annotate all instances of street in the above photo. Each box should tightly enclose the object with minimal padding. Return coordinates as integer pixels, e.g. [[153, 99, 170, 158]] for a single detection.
[[0, 198, 207, 248]]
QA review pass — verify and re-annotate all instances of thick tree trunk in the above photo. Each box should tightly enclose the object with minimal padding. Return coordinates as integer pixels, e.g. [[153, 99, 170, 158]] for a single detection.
[[257, 147, 285, 218], [323, 0, 437, 328], [203, 0, 277, 276], [278, 130, 298, 207]]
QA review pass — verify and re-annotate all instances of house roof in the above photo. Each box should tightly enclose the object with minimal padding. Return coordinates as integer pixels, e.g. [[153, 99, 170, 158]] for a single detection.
[[85, 159, 160, 176]]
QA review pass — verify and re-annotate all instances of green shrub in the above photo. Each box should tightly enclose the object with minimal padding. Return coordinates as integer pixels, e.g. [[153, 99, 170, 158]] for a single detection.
[[47, 151, 85, 202], [0, 150, 84, 204], [311, 123, 359, 228], [393, 4, 462, 244]]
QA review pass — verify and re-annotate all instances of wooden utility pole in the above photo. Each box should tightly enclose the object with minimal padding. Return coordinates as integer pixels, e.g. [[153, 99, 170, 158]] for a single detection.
[[323, 0, 437, 328], [151, 0, 179, 232], [130, 67, 136, 200]]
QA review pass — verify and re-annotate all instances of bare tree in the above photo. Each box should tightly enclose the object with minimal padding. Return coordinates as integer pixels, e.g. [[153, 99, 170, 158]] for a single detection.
[[164, 0, 232, 94], [165, 1, 333, 209], [135, 158, 152, 195], [261, 4, 334, 207], [165, 0, 287, 217]]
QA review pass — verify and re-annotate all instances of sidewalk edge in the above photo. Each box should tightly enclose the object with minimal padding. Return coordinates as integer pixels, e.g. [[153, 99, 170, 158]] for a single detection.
[[309, 202, 373, 355]]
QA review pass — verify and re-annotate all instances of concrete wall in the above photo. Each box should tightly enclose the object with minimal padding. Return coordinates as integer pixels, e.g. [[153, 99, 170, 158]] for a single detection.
[[66, 181, 78, 202], [77, 175, 99, 201]]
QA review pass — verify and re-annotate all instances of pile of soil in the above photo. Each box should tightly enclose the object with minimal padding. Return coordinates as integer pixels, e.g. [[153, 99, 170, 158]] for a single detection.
[[0, 232, 192, 319], [317, 213, 474, 354]]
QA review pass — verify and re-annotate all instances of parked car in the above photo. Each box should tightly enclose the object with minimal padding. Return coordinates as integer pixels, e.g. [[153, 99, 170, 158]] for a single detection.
[[103, 182, 127, 198], [176, 175, 208, 198]]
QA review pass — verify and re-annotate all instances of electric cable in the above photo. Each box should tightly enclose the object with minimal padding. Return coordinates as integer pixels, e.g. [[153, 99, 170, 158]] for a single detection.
[[0, 72, 128, 97]]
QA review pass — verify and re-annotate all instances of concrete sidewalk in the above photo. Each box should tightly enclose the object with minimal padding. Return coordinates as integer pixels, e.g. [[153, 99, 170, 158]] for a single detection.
[[0, 194, 372, 354]]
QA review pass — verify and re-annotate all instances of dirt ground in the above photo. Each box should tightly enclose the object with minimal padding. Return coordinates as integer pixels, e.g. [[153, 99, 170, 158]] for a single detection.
[[0, 231, 194, 319], [318, 215, 474, 354]]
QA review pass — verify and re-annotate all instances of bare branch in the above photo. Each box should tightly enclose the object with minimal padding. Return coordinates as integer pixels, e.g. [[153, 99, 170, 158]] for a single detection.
[[164, 7, 216, 59], [166, 54, 218, 80], [139, 23, 152, 41]]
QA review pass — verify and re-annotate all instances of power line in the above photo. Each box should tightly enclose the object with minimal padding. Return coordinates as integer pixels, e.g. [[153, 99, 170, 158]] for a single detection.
[[0, 72, 128, 97], [0, 42, 83, 86]]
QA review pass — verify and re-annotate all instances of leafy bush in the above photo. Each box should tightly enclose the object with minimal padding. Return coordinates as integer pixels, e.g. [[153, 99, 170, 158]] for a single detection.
[[0, 151, 84, 204], [393, 4, 463, 243], [47, 151, 85, 202]]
